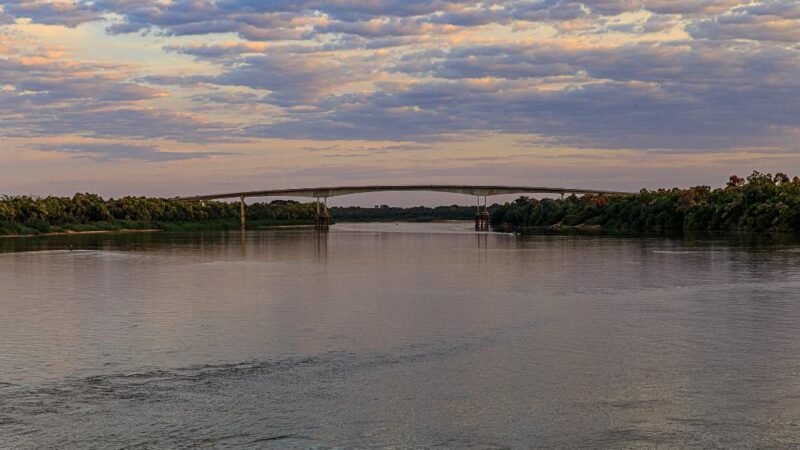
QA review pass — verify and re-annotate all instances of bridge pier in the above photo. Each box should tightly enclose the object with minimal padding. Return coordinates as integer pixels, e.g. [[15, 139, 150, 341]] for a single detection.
[[475, 195, 490, 231], [475, 211, 490, 231], [240, 195, 246, 231], [315, 197, 330, 232]]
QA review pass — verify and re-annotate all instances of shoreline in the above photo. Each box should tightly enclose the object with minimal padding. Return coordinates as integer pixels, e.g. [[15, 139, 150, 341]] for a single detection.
[[0, 229, 162, 239], [0, 219, 472, 238]]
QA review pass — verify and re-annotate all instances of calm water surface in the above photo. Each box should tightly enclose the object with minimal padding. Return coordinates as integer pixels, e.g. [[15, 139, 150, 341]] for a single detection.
[[2, 222, 800, 448]]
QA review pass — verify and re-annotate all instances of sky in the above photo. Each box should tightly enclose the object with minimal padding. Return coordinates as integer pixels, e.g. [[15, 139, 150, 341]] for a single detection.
[[1, 0, 799, 205]]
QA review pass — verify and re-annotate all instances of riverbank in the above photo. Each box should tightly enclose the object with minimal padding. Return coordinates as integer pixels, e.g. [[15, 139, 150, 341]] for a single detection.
[[0, 228, 161, 239], [0, 219, 316, 238]]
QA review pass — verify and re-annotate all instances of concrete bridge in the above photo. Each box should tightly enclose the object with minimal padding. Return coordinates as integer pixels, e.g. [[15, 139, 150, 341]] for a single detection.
[[179, 185, 633, 231]]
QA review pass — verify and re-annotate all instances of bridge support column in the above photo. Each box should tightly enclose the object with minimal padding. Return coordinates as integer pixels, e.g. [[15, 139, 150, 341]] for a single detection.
[[315, 197, 330, 232], [475, 195, 490, 231], [240, 195, 246, 231]]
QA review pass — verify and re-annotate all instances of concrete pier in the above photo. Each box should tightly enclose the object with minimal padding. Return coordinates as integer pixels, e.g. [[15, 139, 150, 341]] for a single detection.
[[316, 197, 330, 231], [240, 195, 246, 231], [475, 211, 490, 231], [475, 195, 490, 231]]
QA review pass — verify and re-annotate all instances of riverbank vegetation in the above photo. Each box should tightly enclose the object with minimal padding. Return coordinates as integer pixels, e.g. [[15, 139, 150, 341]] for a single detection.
[[5, 172, 799, 236], [491, 172, 800, 233], [0, 195, 317, 236]]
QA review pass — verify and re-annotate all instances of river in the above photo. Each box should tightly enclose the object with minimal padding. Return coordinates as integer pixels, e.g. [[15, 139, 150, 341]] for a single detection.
[[2, 222, 800, 448]]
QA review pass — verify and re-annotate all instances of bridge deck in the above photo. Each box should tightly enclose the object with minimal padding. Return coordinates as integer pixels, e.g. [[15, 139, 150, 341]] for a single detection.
[[179, 185, 633, 201]]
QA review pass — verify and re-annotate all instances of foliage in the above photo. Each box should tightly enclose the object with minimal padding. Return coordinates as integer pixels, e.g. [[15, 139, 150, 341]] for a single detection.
[[491, 172, 800, 233], [0, 195, 317, 235], [6, 171, 799, 235]]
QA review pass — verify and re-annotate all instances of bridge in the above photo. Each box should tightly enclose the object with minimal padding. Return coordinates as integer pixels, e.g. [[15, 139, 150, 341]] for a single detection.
[[179, 185, 634, 231]]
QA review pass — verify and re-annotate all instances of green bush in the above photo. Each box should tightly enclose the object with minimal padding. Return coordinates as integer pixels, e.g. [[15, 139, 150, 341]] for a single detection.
[[491, 172, 800, 233], [0, 196, 318, 235]]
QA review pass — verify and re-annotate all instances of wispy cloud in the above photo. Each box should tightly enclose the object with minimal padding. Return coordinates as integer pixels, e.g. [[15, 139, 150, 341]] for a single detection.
[[36, 143, 232, 162], [1, 0, 799, 196]]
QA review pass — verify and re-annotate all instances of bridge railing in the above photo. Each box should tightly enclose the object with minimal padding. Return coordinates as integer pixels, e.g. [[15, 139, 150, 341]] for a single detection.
[[178, 185, 634, 202]]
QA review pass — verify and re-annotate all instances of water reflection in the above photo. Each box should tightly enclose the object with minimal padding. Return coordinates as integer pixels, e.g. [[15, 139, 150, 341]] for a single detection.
[[315, 229, 328, 261], [1, 223, 800, 448]]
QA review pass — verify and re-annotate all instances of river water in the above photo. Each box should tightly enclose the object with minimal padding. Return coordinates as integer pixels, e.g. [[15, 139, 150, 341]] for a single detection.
[[1, 222, 800, 448]]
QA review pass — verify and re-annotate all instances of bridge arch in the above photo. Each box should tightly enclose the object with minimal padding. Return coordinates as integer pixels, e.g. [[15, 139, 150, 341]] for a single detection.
[[179, 185, 632, 202], [178, 185, 632, 231]]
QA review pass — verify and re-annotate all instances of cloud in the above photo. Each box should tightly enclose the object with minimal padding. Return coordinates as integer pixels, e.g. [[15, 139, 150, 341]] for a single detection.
[[249, 74, 796, 149], [316, 17, 459, 38], [205, 52, 376, 106], [303, 143, 434, 154], [0, 6, 15, 25], [4, 106, 237, 142], [394, 40, 800, 89], [640, 0, 753, 15], [2, 0, 100, 27], [2, 0, 799, 157], [575, 0, 742, 16], [690, 1, 800, 42], [1, 0, 750, 39], [189, 90, 264, 106], [35, 142, 231, 162], [231, 38, 800, 150], [164, 42, 269, 59], [28, 0, 740, 43], [0, 36, 236, 143]]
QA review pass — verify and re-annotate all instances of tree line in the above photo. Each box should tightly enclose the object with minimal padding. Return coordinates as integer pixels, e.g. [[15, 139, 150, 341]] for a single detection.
[[0, 194, 485, 235], [491, 172, 800, 233], [5, 172, 800, 235], [0, 194, 317, 235]]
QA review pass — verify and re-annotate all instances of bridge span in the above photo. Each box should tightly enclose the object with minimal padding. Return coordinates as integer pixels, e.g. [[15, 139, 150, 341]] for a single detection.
[[178, 185, 633, 231]]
